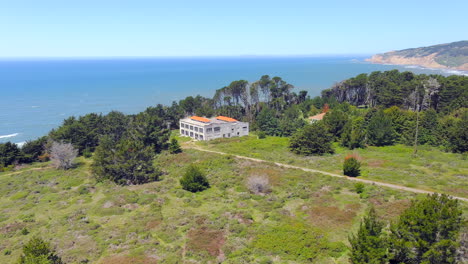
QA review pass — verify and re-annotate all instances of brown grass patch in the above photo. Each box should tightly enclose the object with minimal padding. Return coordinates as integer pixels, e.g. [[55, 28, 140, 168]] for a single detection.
[[367, 159, 387, 168], [145, 220, 161, 230], [99, 255, 158, 264], [308, 204, 360, 229], [0, 222, 25, 234], [374, 199, 411, 221], [242, 166, 281, 186], [186, 227, 225, 257]]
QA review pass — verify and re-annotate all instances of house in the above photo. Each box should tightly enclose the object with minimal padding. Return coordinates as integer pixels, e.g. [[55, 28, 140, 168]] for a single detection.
[[179, 116, 249, 141], [308, 112, 327, 123]]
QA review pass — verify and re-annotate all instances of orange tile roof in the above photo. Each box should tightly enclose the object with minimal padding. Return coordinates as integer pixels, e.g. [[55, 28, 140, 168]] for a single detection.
[[308, 112, 326, 120], [216, 116, 238, 122], [190, 116, 211, 123]]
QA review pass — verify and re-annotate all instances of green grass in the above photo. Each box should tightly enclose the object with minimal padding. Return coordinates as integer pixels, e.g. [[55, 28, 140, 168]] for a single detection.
[[0, 148, 441, 263], [195, 134, 468, 198]]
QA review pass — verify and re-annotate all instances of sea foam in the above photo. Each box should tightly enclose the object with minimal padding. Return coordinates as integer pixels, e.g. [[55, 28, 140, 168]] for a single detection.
[[0, 133, 19, 139]]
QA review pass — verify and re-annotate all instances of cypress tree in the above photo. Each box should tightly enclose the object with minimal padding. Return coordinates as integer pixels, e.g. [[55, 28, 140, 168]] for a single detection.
[[180, 164, 210, 192], [349, 208, 388, 264]]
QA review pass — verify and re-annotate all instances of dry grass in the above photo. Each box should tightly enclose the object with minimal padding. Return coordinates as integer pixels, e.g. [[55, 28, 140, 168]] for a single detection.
[[308, 204, 360, 229], [99, 255, 158, 264], [187, 227, 225, 257]]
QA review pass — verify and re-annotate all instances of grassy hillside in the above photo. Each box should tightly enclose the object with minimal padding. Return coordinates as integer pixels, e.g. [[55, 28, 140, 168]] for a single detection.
[[194, 134, 468, 198], [0, 148, 435, 263]]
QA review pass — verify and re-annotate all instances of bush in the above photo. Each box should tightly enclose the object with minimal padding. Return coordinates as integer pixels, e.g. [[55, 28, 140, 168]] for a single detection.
[[343, 155, 361, 177], [257, 131, 266, 139], [168, 138, 182, 154], [246, 175, 270, 194], [289, 122, 334, 155], [180, 164, 210, 192], [354, 183, 365, 194], [18, 237, 63, 264], [50, 141, 78, 170]]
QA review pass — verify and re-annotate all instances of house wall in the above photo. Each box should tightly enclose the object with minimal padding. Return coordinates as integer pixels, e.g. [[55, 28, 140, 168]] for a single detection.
[[179, 120, 249, 141]]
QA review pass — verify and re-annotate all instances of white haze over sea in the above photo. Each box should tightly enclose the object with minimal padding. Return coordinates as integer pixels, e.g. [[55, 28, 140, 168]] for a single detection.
[[0, 56, 464, 145]]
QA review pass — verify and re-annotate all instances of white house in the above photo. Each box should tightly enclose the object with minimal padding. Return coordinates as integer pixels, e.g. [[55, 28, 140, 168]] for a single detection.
[[179, 116, 249, 141]]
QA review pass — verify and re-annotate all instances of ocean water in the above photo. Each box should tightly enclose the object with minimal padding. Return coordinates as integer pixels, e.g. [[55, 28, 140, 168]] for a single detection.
[[0, 56, 464, 144]]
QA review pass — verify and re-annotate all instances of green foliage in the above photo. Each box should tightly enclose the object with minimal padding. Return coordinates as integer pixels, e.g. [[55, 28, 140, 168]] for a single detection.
[[168, 138, 182, 154], [180, 164, 210, 192], [21, 136, 48, 163], [354, 183, 365, 194], [341, 117, 366, 149], [323, 109, 349, 139], [255, 222, 326, 261], [343, 156, 361, 177], [349, 208, 387, 264], [289, 122, 334, 155], [92, 135, 161, 185], [446, 109, 468, 153], [0, 142, 21, 167], [367, 110, 396, 146], [257, 131, 266, 139], [389, 194, 463, 264], [256, 107, 280, 136], [18, 237, 63, 264]]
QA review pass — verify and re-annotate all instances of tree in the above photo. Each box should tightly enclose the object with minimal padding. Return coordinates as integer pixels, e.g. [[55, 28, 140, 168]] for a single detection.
[[349, 208, 387, 264], [50, 141, 78, 170], [168, 138, 182, 154], [256, 107, 280, 136], [0, 142, 21, 167], [21, 136, 48, 163], [180, 164, 210, 192], [367, 110, 396, 146], [18, 237, 63, 264], [323, 109, 349, 139], [446, 110, 468, 153], [341, 117, 366, 149], [389, 194, 463, 264], [289, 122, 334, 155], [92, 135, 160, 185], [343, 155, 361, 177]]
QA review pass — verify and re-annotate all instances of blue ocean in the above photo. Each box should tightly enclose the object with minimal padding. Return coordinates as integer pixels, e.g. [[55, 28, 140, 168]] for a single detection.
[[0, 56, 464, 144]]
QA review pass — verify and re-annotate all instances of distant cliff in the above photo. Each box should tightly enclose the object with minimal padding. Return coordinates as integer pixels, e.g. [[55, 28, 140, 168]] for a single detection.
[[367, 41, 468, 71]]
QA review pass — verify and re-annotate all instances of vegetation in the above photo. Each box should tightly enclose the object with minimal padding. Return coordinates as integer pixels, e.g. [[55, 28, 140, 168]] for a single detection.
[[168, 138, 182, 154], [289, 122, 334, 155], [49, 142, 77, 170], [18, 237, 63, 264], [343, 155, 361, 177], [349, 208, 387, 264], [180, 164, 210, 192]]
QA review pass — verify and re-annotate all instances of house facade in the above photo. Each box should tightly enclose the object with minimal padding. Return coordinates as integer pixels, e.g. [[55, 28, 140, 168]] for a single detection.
[[179, 116, 249, 141]]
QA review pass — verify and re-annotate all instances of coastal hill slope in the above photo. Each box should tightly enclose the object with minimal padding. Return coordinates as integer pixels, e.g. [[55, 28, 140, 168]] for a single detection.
[[367, 41, 468, 71]]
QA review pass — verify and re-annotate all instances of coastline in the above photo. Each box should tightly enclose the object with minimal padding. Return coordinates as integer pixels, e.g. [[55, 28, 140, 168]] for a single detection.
[[365, 58, 468, 76]]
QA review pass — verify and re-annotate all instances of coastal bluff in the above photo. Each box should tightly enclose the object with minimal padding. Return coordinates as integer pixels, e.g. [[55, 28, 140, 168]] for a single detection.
[[367, 40, 468, 71]]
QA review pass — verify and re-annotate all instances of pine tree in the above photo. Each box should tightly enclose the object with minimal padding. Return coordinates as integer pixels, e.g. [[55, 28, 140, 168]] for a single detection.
[[389, 194, 463, 264], [349, 208, 387, 264], [18, 237, 63, 264], [289, 122, 334, 155], [367, 110, 396, 146], [168, 138, 182, 154], [180, 164, 210, 192]]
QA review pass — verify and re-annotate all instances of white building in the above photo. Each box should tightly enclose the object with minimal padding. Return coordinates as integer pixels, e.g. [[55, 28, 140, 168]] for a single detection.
[[179, 116, 249, 141]]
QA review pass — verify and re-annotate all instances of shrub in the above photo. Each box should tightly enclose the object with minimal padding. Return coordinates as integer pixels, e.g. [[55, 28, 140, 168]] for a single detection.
[[168, 138, 182, 154], [343, 154, 361, 177], [18, 237, 63, 264], [50, 141, 78, 170], [257, 131, 266, 139], [180, 164, 210, 192], [289, 122, 334, 155], [354, 183, 365, 194], [246, 175, 270, 194]]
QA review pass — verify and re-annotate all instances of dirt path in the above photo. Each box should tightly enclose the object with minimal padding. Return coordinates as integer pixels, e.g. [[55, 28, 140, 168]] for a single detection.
[[188, 146, 468, 202]]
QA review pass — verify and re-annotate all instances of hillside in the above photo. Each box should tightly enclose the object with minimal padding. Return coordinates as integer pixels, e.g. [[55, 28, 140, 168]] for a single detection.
[[367, 41, 468, 71], [0, 136, 467, 263]]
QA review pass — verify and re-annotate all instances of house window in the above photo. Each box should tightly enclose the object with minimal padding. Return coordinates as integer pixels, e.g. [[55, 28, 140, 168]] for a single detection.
[[190, 125, 193, 130], [200, 135, 203, 140], [214, 127, 221, 132], [199, 128, 203, 133], [243, 127, 247, 131], [194, 127, 198, 132], [190, 132, 193, 137], [181, 129, 185, 134], [207, 128, 212, 133]]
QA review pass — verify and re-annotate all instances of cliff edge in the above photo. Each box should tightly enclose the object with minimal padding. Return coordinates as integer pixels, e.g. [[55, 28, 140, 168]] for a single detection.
[[367, 41, 468, 71]]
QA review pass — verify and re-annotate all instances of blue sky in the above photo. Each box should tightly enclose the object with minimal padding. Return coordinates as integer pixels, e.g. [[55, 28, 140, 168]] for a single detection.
[[0, 0, 466, 57]]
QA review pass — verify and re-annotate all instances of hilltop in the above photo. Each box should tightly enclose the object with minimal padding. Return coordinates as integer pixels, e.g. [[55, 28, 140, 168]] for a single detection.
[[367, 41, 468, 71]]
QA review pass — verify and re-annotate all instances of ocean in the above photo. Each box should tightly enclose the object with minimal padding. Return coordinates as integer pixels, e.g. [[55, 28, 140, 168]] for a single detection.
[[0, 56, 465, 145]]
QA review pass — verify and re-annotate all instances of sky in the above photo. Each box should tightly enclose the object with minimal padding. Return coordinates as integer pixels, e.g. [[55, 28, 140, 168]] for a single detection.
[[0, 0, 467, 57]]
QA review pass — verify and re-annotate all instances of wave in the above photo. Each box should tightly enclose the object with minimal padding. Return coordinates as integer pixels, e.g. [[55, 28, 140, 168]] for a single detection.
[[15, 141, 26, 147], [0, 133, 19, 139]]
